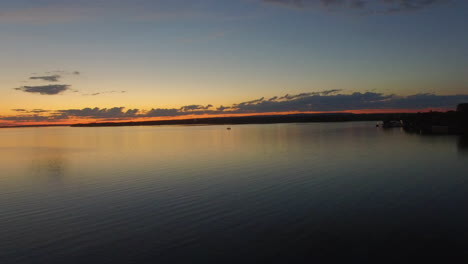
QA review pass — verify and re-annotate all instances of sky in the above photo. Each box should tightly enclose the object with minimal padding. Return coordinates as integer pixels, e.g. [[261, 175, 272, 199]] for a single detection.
[[1, 0, 468, 125]]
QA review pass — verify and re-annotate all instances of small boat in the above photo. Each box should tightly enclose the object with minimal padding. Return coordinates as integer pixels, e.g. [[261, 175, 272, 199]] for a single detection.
[[382, 120, 403, 128]]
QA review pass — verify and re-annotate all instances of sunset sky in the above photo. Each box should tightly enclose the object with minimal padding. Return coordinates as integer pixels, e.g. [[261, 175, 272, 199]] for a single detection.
[[1, 0, 468, 126]]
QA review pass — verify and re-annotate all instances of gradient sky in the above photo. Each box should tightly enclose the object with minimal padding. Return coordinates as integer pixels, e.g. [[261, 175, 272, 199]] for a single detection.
[[1, 0, 468, 125]]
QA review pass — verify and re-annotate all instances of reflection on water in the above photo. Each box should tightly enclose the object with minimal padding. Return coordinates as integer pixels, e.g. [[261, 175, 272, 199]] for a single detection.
[[0, 123, 467, 263], [30, 148, 67, 181], [458, 136, 468, 155]]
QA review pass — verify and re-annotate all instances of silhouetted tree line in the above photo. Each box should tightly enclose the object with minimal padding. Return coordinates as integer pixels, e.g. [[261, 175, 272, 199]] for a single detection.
[[72, 113, 416, 127], [403, 104, 468, 135]]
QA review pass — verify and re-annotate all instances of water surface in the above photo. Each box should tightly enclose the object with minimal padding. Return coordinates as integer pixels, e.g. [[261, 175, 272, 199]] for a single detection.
[[1, 122, 468, 263]]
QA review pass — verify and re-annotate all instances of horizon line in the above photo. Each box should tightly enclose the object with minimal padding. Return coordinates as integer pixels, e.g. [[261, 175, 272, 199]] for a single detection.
[[0, 108, 452, 128]]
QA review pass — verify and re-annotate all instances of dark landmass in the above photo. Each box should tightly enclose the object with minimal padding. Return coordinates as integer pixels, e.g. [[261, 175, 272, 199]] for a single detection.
[[4, 104, 466, 131], [70, 103, 468, 135], [402, 103, 468, 135], [71, 113, 416, 127], [0, 124, 70, 129]]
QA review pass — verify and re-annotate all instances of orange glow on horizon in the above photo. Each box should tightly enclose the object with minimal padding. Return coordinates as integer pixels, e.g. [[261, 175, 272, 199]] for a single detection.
[[0, 107, 454, 127]]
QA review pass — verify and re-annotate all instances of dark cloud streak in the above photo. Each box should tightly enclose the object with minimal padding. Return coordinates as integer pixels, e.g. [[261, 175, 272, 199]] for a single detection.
[[58, 107, 139, 119], [82, 90, 127, 96], [262, 0, 448, 13], [180, 104, 213, 112], [29, 75, 61, 82], [15, 85, 71, 95]]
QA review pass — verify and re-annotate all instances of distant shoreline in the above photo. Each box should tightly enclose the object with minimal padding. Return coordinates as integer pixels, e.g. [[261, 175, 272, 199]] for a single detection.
[[0, 113, 418, 129], [0, 124, 71, 129], [70, 113, 413, 127]]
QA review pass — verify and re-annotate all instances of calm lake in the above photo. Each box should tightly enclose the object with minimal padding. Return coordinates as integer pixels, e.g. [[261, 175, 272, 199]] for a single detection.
[[1, 122, 468, 263]]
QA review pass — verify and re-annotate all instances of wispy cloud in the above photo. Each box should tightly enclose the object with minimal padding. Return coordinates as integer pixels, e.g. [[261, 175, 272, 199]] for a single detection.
[[15, 70, 90, 95], [43, 70, 80, 75], [180, 104, 213, 112], [29, 75, 61, 82], [0, 115, 52, 122], [82, 91, 127, 96], [262, 0, 449, 13], [0, 0, 448, 25], [14, 84, 71, 95], [17, 70, 126, 97], [145, 104, 214, 117], [58, 107, 139, 119], [12, 109, 51, 113]]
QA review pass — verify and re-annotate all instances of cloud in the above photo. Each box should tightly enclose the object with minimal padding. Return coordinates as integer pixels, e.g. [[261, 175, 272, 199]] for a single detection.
[[15, 84, 71, 95], [29, 75, 61, 82], [44, 70, 80, 75], [144, 108, 181, 117], [276, 89, 342, 101], [180, 104, 213, 112], [58, 107, 139, 119], [17, 70, 126, 97], [82, 90, 126, 96], [0, 0, 448, 25], [30, 109, 51, 113], [350, 0, 366, 9], [0, 115, 52, 122], [15, 70, 82, 95], [236, 97, 265, 106], [217, 105, 231, 111], [262, 0, 448, 13], [222, 92, 468, 113], [381, 0, 446, 12], [2, 91, 468, 124], [11, 109, 50, 113]]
